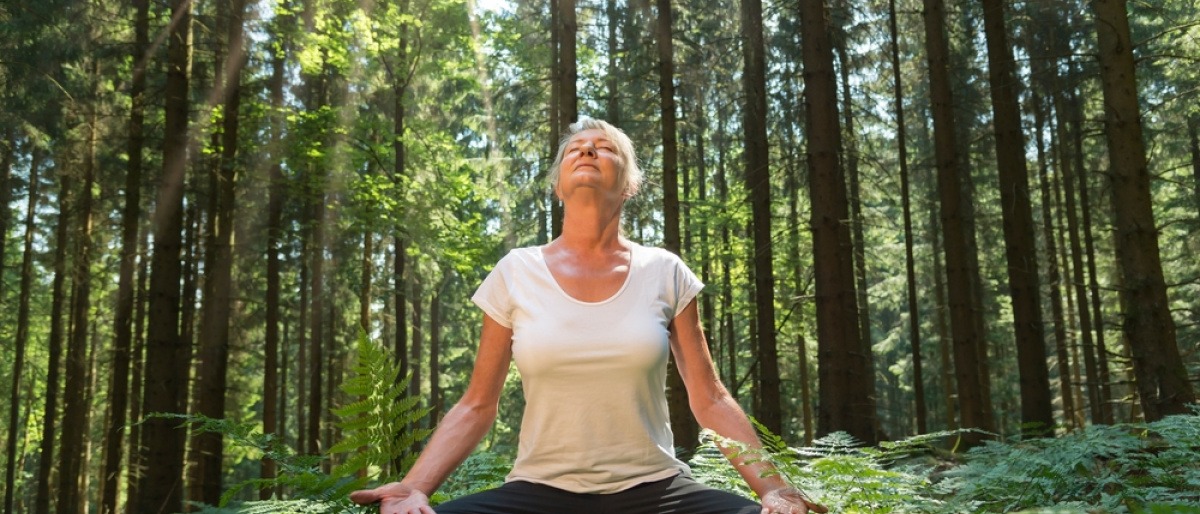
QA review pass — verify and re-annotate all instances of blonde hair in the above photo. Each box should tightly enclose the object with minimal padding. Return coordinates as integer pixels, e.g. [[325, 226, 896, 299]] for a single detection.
[[549, 118, 643, 199]]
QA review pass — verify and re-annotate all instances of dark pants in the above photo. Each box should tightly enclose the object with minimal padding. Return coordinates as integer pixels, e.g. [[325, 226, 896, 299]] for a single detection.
[[432, 474, 760, 514]]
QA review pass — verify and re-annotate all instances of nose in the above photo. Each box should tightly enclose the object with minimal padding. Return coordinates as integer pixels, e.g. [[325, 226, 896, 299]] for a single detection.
[[581, 143, 596, 157]]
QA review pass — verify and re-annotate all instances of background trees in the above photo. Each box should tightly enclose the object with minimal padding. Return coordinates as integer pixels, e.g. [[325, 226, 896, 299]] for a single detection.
[[0, 0, 1197, 510]]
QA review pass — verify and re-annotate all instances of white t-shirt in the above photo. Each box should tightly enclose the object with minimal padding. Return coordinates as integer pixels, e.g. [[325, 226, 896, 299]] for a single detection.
[[470, 242, 704, 494]]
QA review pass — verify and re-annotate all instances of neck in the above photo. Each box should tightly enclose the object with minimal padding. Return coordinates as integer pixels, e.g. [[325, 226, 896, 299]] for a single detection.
[[556, 200, 625, 252]]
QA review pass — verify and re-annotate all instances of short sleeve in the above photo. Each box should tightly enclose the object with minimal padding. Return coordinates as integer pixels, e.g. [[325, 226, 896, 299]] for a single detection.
[[471, 253, 516, 328], [669, 253, 704, 317]]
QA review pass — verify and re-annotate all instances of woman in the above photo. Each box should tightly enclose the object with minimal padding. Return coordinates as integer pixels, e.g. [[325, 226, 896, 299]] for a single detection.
[[350, 118, 827, 514]]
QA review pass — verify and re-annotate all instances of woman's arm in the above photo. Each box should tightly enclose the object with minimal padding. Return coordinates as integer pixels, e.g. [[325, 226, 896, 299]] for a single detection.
[[670, 299, 827, 514], [350, 314, 513, 513]]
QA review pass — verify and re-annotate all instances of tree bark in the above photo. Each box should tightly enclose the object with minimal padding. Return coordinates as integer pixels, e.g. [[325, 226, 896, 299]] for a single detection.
[[59, 57, 100, 514], [803, 0, 876, 444], [1091, 0, 1196, 420], [886, 0, 925, 435], [136, 0, 192, 508], [740, 0, 782, 436], [262, 0, 291, 496], [979, 0, 1054, 436], [1190, 115, 1200, 215], [654, 0, 697, 456], [1067, 83, 1114, 424], [552, 0, 576, 238], [35, 147, 72, 514], [923, 0, 993, 445], [190, 0, 246, 503], [5, 146, 39, 514], [101, 0, 149, 510]]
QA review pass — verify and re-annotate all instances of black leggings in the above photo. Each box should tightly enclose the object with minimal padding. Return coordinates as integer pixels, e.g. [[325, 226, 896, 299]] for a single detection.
[[432, 474, 760, 514]]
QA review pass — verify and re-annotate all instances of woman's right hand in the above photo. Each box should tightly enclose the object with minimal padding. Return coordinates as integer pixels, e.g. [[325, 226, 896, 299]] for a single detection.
[[349, 482, 436, 514]]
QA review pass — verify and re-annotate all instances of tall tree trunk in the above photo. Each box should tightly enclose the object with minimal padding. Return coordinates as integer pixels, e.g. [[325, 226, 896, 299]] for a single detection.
[[802, 0, 875, 444], [552, 0, 577, 238], [929, 202, 957, 430], [605, 0, 621, 124], [35, 151, 72, 514], [136, 0, 192, 508], [125, 226, 151, 514], [923, 0, 992, 445], [5, 146, 40, 514], [655, 0, 696, 456], [1031, 92, 1076, 431], [1055, 87, 1102, 424], [409, 273, 424, 400], [0, 128, 12, 299], [309, 192, 326, 456], [1067, 85, 1114, 424], [740, 0, 782, 435], [102, 0, 149, 510], [979, 0, 1054, 436], [430, 281, 444, 419], [191, 0, 246, 503], [1190, 115, 1200, 215], [833, 1, 873, 383], [261, 0, 291, 496], [60, 58, 100, 514], [887, 0, 926, 435], [1091, 0, 1196, 420]]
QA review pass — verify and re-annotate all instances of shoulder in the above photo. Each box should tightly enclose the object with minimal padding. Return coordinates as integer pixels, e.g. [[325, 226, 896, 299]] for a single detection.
[[630, 242, 688, 270]]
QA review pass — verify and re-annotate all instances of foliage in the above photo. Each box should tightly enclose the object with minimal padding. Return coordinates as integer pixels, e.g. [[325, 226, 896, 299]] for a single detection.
[[940, 410, 1200, 513], [165, 333, 431, 513], [329, 332, 432, 486], [693, 412, 1200, 514], [429, 447, 513, 505]]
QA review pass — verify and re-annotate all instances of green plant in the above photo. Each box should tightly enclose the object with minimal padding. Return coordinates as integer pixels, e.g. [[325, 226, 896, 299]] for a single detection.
[[941, 411, 1200, 513], [169, 333, 432, 513]]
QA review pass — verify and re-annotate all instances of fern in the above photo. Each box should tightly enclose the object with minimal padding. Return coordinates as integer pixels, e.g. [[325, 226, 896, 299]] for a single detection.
[[161, 333, 433, 513], [328, 332, 433, 493]]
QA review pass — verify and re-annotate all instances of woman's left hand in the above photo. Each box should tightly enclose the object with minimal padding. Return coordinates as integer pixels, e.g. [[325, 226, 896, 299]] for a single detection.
[[759, 486, 829, 514]]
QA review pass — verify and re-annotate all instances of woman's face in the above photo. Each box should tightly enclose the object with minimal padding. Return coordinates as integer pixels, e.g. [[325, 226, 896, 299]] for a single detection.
[[557, 128, 626, 202]]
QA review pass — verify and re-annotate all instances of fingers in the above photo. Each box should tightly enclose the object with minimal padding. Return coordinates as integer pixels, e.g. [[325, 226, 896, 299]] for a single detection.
[[349, 488, 382, 505]]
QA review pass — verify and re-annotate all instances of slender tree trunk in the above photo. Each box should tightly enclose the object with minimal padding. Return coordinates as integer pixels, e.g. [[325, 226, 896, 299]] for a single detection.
[[740, 0, 782, 435], [262, 0, 291, 496], [191, 0, 246, 503], [929, 204, 957, 430], [1091, 0, 1196, 419], [0, 128, 12, 298], [125, 225, 150, 514], [1055, 88, 1102, 423], [803, 0, 875, 444], [923, 0, 992, 445], [552, 0, 576, 238], [137, 0, 192, 508], [60, 58, 100, 514], [409, 274, 424, 400], [655, 0, 696, 455], [35, 150, 72, 514], [1031, 92, 1076, 431], [833, 2, 873, 382], [1190, 115, 1200, 215], [309, 193, 326, 456], [979, 0, 1054, 436], [5, 146, 39, 514], [1066, 85, 1114, 424], [297, 238, 309, 450], [605, 0, 621, 124], [887, 0, 925, 435], [101, 0, 149, 510], [430, 281, 444, 418]]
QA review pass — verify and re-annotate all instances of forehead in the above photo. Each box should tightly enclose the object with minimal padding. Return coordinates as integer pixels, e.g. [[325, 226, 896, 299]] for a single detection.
[[567, 129, 612, 145]]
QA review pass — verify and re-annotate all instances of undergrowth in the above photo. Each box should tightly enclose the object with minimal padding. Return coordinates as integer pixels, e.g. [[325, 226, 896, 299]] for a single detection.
[[178, 334, 1199, 514]]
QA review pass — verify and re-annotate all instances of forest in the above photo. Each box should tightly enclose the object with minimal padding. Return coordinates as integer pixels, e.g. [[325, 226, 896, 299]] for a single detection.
[[1, 0, 1199, 512]]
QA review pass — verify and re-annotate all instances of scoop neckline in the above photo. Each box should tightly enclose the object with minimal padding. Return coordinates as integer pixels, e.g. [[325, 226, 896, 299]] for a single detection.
[[538, 243, 635, 305]]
